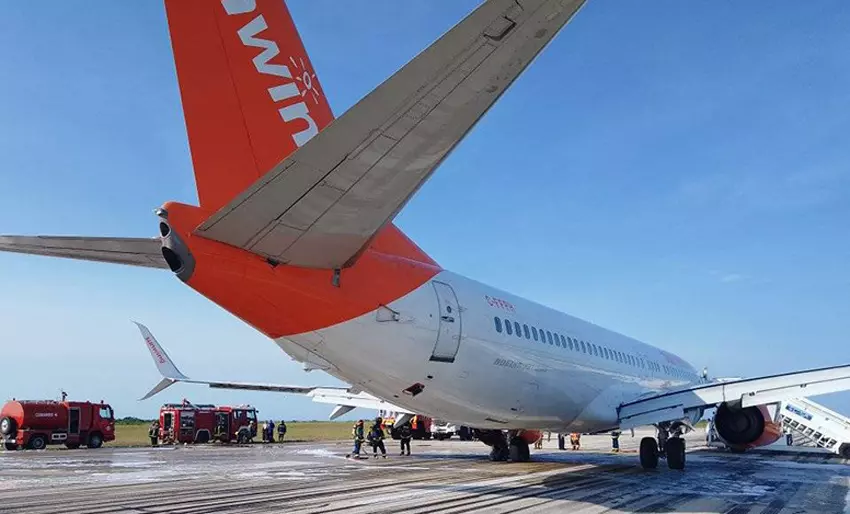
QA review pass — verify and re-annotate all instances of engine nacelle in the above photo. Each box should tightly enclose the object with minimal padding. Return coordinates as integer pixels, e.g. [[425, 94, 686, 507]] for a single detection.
[[714, 402, 782, 451], [516, 429, 543, 445]]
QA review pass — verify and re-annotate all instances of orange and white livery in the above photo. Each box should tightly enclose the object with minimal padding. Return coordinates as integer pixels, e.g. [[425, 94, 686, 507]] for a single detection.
[[3, 0, 850, 469]]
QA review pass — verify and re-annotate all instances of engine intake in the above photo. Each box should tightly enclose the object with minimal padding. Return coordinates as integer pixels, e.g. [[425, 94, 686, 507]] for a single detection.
[[714, 402, 782, 449]]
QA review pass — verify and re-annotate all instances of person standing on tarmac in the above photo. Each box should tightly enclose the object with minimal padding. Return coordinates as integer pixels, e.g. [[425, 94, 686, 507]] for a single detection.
[[346, 420, 365, 458], [267, 420, 276, 443], [148, 420, 160, 447], [399, 422, 412, 456], [278, 420, 287, 442], [368, 417, 387, 458], [610, 430, 621, 452]]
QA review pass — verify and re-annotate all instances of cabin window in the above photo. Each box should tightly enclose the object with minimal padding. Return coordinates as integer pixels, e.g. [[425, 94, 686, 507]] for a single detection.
[[560, 335, 567, 349], [546, 331, 553, 345], [592, 345, 598, 357], [505, 320, 513, 335], [523, 324, 530, 339], [532, 327, 538, 341], [568, 337, 574, 350], [514, 322, 521, 338], [580, 340, 587, 353], [494, 317, 503, 333], [553, 333, 561, 347]]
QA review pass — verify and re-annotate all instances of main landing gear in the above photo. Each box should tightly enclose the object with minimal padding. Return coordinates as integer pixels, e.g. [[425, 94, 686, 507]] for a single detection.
[[639, 425, 686, 470], [478, 430, 531, 462]]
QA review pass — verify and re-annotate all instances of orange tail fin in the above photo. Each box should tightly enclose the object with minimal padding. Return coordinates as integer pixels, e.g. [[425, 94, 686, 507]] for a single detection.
[[165, 0, 335, 211]]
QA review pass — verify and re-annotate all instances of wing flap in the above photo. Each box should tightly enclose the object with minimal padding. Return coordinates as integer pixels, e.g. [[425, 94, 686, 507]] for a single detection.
[[618, 364, 850, 428], [197, 0, 587, 269], [0, 236, 166, 269]]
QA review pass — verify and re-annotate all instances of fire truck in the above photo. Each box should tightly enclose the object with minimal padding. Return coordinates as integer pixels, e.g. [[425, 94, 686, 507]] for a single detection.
[[158, 401, 258, 444], [1, 399, 115, 450], [379, 410, 433, 440]]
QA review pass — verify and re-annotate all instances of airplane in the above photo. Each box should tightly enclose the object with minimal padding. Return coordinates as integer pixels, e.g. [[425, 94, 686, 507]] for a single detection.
[[3, 0, 850, 470]]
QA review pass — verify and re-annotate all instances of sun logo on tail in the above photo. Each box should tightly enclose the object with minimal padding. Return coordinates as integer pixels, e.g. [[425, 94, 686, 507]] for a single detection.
[[290, 56, 322, 105]]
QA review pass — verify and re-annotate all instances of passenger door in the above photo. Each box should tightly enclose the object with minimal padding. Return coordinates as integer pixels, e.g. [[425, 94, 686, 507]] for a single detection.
[[429, 281, 462, 363]]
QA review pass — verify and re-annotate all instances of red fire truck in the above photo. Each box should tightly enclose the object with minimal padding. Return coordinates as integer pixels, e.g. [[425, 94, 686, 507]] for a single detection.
[[1, 399, 115, 450], [158, 401, 258, 444]]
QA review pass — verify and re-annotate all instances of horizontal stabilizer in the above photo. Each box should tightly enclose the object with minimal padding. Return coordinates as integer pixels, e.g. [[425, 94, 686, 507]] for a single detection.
[[0, 236, 166, 269], [196, 0, 587, 269]]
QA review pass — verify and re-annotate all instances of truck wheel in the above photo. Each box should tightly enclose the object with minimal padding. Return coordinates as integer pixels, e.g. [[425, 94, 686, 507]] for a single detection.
[[4, 442, 17, 451], [28, 435, 47, 450], [0, 416, 16, 436], [87, 433, 103, 449], [195, 432, 210, 444]]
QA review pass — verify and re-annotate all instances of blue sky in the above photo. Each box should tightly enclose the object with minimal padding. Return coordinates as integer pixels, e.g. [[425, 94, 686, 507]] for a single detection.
[[1, 0, 849, 421]]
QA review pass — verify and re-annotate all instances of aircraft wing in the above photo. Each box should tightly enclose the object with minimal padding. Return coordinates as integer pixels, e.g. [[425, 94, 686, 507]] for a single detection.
[[196, 0, 587, 269], [617, 364, 850, 429], [134, 322, 410, 419], [0, 236, 166, 269]]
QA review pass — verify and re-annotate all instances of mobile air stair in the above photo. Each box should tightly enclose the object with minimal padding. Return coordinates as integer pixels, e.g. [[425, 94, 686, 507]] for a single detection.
[[778, 397, 850, 457]]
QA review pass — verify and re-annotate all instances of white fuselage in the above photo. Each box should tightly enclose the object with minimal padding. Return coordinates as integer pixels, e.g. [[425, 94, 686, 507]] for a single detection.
[[281, 271, 701, 432]]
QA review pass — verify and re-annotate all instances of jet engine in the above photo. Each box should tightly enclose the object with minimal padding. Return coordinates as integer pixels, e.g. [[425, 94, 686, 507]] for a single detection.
[[714, 402, 782, 452]]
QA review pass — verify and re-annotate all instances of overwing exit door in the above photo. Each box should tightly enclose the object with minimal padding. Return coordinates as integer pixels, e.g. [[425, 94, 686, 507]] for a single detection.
[[429, 281, 462, 363]]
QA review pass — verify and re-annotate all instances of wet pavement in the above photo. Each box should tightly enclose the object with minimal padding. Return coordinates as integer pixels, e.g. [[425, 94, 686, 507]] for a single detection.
[[0, 430, 847, 513]]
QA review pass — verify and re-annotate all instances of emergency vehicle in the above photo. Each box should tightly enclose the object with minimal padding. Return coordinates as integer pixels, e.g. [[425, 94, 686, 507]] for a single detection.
[[158, 401, 258, 444], [1, 399, 115, 450], [379, 410, 433, 440]]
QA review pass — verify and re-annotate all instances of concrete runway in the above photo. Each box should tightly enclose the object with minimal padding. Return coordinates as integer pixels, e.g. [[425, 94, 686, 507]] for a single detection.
[[1, 430, 848, 513]]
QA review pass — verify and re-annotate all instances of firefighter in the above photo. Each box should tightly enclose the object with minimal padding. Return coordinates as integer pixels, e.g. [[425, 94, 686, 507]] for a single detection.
[[570, 432, 581, 450], [346, 420, 365, 458], [267, 420, 276, 443], [148, 419, 160, 447], [558, 433, 566, 450], [261, 421, 268, 443], [278, 420, 287, 442], [610, 430, 621, 452], [399, 422, 412, 456], [368, 417, 387, 458]]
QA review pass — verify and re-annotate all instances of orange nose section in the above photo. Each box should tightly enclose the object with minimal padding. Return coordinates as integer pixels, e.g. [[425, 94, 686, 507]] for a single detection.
[[158, 201, 441, 338]]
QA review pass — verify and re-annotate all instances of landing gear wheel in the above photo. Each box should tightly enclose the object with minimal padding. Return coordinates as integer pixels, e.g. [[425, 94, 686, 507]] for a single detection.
[[665, 438, 685, 470], [489, 445, 509, 461], [28, 435, 47, 450], [639, 437, 659, 469], [4, 442, 17, 451], [839, 444, 850, 459], [508, 438, 530, 462], [87, 433, 103, 449]]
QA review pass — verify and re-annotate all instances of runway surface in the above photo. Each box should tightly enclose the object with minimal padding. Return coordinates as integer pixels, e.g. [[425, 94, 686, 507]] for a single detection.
[[1, 431, 848, 513]]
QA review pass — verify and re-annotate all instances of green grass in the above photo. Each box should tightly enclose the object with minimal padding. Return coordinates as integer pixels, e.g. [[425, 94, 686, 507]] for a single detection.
[[110, 421, 353, 447]]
